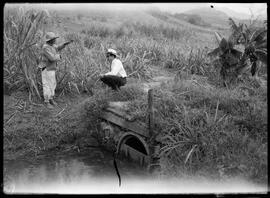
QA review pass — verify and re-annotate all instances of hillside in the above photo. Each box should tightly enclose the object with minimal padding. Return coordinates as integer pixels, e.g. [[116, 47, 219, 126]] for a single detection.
[[44, 7, 224, 50], [173, 13, 211, 27], [184, 7, 230, 28]]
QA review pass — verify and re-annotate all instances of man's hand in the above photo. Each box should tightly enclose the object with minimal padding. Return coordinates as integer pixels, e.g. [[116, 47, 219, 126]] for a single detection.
[[68, 39, 74, 44], [64, 39, 74, 46]]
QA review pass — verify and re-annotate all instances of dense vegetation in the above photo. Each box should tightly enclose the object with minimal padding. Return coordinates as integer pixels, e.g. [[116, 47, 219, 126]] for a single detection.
[[4, 4, 267, 184]]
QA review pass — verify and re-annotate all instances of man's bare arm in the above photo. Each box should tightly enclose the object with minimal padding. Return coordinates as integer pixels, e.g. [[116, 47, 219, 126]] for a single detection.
[[56, 40, 74, 51]]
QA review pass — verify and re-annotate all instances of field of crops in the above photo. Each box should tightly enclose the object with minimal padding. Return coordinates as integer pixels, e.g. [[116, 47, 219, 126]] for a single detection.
[[3, 4, 267, 185], [4, 5, 222, 97]]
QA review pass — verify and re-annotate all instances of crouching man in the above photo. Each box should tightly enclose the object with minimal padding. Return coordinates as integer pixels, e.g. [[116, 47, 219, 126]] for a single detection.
[[39, 32, 73, 109], [100, 49, 127, 91]]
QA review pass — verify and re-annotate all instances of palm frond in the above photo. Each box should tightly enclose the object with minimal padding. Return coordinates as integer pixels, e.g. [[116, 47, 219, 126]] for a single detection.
[[214, 32, 223, 45], [250, 29, 267, 43], [254, 38, 267, 48], [227, 40, 235, 49], [219, 38, 228, 52], [254, 29, 267, 43], [208, 48, 221, 57], [250, 61, 257, 76], [228, 18, 238, 32], [230, 49, 243, 59], [255, 49, 267, 64]]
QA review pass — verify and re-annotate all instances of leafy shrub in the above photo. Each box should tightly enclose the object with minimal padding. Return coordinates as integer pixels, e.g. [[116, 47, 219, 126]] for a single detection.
[[187, 14, 210, 27]]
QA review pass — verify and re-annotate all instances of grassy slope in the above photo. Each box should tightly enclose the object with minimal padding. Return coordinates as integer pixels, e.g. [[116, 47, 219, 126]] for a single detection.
[[4, 92, 98, 161], [127, 77, 267, 184]]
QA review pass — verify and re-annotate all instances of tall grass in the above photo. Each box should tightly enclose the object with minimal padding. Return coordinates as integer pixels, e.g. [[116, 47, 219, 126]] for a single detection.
[[6, 6, 203, 99], [4, 4, 218, 99], [165, 48, 210, 75], [4, 7, 49, 98], [124, 79, 267, 183], [83, 73, 267, 183]]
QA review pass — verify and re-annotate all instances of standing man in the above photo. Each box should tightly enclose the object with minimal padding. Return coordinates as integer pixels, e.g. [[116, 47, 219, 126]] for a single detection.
[[39, 32, 73, 109], [100, 49, 127, 91]]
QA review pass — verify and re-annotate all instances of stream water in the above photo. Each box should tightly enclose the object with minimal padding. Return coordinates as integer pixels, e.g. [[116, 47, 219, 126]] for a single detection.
[[3, 147, 152, 194], [3, 146, 268, 194]]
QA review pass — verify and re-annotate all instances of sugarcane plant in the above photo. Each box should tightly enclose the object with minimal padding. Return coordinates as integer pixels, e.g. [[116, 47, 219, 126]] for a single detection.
[[208, 18, 267, 86], [4, 6, 50, 99]]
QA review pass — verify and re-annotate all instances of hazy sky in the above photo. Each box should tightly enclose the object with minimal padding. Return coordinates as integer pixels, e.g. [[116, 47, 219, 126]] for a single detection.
[[153, 3, 266, 15], [6, 3, 267, 17]]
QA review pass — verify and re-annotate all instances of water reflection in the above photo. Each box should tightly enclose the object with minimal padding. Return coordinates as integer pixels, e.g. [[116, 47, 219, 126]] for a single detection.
[[3, 148, 149, 194], [3, 148, 267, 194]]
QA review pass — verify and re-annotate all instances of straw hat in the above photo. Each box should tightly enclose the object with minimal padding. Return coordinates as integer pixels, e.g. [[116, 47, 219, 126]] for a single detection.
[[107, 48, 118, 57], [45, 32, 59, 42]]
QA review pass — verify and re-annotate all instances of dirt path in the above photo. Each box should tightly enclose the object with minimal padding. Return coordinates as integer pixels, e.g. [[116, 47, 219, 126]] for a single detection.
[[127, 65, 175, 92], [141, 76, 173, 92]]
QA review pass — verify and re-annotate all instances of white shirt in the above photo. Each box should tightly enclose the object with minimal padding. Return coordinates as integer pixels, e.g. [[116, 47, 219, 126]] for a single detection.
[[105, 58, 127, 78]]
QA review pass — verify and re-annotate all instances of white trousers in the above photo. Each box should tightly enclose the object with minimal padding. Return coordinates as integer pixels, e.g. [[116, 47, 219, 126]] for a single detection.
[[41, 69, 56, 102]]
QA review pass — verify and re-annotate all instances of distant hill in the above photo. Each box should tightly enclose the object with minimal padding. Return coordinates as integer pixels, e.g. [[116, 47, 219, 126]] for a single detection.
[[183, 7, 230, 28], [145, 9, 225, 34], [173, 13, 211, 27]]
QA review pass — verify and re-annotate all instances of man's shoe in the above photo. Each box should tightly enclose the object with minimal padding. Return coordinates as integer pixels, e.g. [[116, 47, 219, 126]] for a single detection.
[[49, 99, 58, 106], [45, 102, 54, 109]]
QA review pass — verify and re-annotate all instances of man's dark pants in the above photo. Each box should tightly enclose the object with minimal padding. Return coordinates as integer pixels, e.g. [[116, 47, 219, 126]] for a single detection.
[[100, 75, 127, 90]]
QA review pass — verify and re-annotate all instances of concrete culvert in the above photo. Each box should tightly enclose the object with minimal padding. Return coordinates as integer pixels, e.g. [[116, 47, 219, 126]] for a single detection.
[[117, 132, 150, 166]]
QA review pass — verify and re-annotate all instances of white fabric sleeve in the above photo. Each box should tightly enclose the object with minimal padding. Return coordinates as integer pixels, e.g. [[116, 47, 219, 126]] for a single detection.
[[105, 60, 120, 76]]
